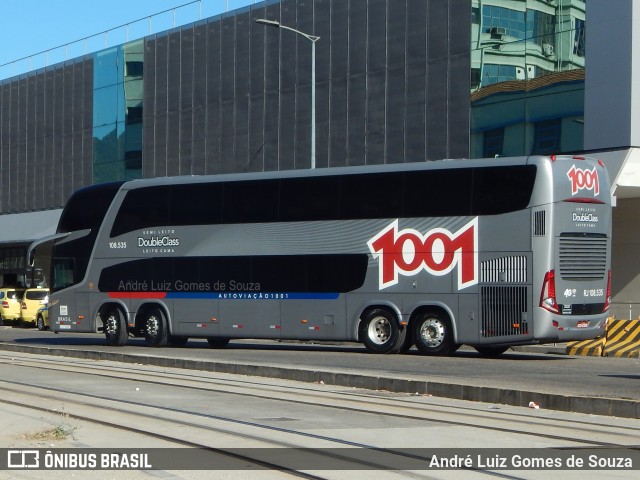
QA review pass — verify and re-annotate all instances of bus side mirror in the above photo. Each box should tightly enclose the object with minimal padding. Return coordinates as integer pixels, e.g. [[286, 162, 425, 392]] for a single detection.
[[28, 249, 36, 267]]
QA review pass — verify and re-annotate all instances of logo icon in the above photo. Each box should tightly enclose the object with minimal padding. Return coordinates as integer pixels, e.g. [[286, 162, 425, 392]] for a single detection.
[[8, 450, 39, 469], [368, 218, 478, 290], [567, 165, 599, 196]]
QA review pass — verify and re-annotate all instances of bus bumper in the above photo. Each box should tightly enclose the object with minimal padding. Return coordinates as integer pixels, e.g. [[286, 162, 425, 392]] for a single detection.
[[534, 308, 608, 342]]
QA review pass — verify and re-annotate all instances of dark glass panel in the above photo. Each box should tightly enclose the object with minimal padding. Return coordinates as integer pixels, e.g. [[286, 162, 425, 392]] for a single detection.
[[279, 175, 339, 222], [98, 254, 368, 293], [403, 169, 473, 218], [222, 179, 279, 223], [58, 182, 124, 233], [340, 172, 404, 219]]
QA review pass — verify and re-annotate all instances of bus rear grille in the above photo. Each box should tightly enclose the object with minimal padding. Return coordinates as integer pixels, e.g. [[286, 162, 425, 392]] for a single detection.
[[558, 235, 607, 280], [481, 286, 528, 337], [480, 256, 527, 283], [533, 210, 546, 236]]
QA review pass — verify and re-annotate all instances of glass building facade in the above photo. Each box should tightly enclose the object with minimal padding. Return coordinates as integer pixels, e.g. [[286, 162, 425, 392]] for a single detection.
[[93, 40, 144, 183], [0, 0, 590, 217], [0, 0, 591, 218], [470, 0, 586, 158]]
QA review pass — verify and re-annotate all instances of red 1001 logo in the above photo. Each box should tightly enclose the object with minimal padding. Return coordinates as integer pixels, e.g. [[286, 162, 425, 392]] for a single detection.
[[367, 218, 478, 290], [567, 165, 599, 196]]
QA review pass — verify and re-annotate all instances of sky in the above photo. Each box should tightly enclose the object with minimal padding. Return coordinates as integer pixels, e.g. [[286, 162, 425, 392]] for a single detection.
[[0, 0, 257, 76]]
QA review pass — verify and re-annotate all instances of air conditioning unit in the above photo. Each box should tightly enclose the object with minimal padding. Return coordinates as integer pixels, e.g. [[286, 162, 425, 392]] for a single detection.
[[542, 43, 555, 57], [490, 27, 507, 38], [516, 67, 525, 80]]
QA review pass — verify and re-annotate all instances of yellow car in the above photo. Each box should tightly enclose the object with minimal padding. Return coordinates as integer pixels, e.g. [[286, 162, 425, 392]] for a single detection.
[[36, 305, 50, 331], [0, 288, 25, 325], [20, 288, 49, 327]]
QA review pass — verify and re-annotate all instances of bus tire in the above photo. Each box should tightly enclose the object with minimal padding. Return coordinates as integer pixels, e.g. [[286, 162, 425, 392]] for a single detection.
[[359, 308, 405, 354], [104, 308, 128, 346], [474, 346, 509, 357], [144, 307, 169, 347], [207, 337, 230, 348], [398, 329, 414, 353], [413, 310, 455, 356]]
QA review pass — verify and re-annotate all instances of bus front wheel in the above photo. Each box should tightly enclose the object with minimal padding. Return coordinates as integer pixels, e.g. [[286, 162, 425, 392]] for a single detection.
[[413, 310, 456, 356], [360, 308, 405, 354], [144, 307, 169, 347], [104, 308, 128, 346]]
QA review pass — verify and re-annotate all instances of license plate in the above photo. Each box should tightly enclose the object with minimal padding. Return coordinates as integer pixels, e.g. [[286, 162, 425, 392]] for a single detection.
[[59, 325, 71, 330], [576, 321, 589, 328]]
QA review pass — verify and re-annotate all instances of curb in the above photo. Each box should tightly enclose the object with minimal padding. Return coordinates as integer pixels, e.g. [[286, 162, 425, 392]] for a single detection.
[[1, 342, 638, 419]]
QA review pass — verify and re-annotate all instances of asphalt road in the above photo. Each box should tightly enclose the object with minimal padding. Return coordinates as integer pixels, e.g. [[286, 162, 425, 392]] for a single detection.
[[3, 350, 638, 480], [0, 325, 638, 418]]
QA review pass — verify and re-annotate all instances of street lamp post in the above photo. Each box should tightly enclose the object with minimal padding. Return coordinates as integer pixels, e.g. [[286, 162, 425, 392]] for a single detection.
[[256, 19, 320, 169]]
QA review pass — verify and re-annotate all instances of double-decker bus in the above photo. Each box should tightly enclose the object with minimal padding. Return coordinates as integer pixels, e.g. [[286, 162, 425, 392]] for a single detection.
[[29, 155, 612, 355]]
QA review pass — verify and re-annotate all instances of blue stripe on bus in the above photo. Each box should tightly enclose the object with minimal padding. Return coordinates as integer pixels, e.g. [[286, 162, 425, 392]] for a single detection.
[[165, 292, 340, 300]]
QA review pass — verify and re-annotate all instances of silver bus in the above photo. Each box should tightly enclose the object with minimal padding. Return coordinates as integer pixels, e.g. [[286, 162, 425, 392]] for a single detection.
[[29, 155, 612, 355]]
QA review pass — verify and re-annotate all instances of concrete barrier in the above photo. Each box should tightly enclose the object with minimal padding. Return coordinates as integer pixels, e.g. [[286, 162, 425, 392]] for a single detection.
[[566, 336, 606, 356], [566, 316, 640, 358], [603, 318, 640, 358]]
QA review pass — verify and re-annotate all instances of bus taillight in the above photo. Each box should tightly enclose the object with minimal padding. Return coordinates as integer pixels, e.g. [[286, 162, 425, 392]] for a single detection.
[[540, 270, 560, 314], [603, 270, 612, 312]]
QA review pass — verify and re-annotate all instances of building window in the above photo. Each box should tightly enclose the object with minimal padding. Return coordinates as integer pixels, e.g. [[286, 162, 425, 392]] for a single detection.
[[483, 128, 505, 158], [94, 39, 143, 184], [125, 61, 144, 77], [482, 6, 526, 40], [527, 10, 555, 47], [472, 7, 480, 25], [574, 19, 585, 57], [125, 150, 143, 170], [533, 119, 562, 155], [471, 68, 481, 90], [482, 64, 517, 86], [126, 106, 143, 125]]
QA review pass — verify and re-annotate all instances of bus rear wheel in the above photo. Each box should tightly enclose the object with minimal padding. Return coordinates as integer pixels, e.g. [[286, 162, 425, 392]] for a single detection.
[[144, 307, 168, 347], [413, 310, 456, 356], [360, 308, 405, 354], [104, 308, 128, 346]]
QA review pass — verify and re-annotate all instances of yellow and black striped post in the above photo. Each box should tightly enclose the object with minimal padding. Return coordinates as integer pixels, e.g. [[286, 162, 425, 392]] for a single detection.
[[603, 319, 640, 358], [566, 336, 606, 356]]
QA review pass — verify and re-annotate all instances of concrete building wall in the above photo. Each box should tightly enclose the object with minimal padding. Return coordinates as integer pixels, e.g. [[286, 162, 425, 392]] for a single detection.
[[584, 0, 640, 150], [610, 197, 640, 319]]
